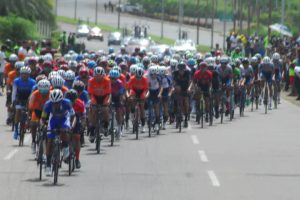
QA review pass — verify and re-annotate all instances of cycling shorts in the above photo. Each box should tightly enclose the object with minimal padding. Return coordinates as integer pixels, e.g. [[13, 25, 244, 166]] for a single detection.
[[274, 69, 281, 81], [260, 71, 272, 84], [148, 89, 160, 104], [31, 110, 42, 122], [196, 83, 210, 98], [221, 78, 232, 87], [47, 117, 70, 139]]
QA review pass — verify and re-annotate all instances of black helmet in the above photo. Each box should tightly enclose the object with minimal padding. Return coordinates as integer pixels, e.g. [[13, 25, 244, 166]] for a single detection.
[[242, 58, 249, 65], [65, 89, 78, 103], [72, 80, 85, 93], [177, 62, 186, 70]]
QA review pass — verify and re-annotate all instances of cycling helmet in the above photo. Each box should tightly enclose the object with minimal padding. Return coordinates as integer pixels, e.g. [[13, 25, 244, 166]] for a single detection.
[[158, 66, 167, 76], [142, 56, 150, 67], [48, 71, 59, 80], [170, 59, 178, 68], [72, 80, 85, 93], [93, 66, 105, 76], [272, 52, 280, 60], [148, 65, 158, 75], [68, 60, 78, 69], [255, 53, 262, 60], [135, 67, 144, 78], [129, 64, 138, 75], [65, 70, 75, 81], [108, 59, 116, 67], [172, 54, 181, 62], [9, 54, 18, 62], [43, 53, 53, 62], [71, 53, 78, 61], [20, 66, 31, 74], [177, 62, 186, 70], [108, 47, 114, 54], [65, 89, 78, 103], [109, 69, 120, 79], [64, 54, 72, 61], [87, 60, 97, 69], [205, 57, 215, 66], [79, 67, 89, 76], [51, 76, 64, 88], [137, 63, 144, 69], [76, 54, 84, 62], [250, 56, 258, 63], [119, 62, 128, 70], [187, 58, 196, 67], [129, 56, 137, 64], [115, 55, 124, 65], [36, 74, 47, 83], [57, 69, 66, 79], [15, 61, 25, 70], [112, 66, 121, 73], [185, 51, 193, 59], [28, 56, 37, 65], [38, 79, 51, 94], [262, 56, 271, 64], [220, 56, 229, 64], [204, 52, 212, 59], [242, 58, 249, 65], [150, 55, 159, 63], [199, 62, 208, 69], [50, 89, 64, 103]]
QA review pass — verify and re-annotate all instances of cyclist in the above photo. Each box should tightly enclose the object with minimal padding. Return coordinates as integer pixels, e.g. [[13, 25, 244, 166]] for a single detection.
[[171, 61, 191, 128], [88, 67, 111, 142], [65, 89, 86, 169], [12, 66, 36, 139], [158, 66, 172, 130], [28, 79, 50, 154], [260, 56, 274, 110], [189, 61, 213, 122], [240, 58, 254, 106], [109, 69, 125, 138], [27, 57, 41, 80], [147, 65, 162, 131], [127, 67, 148, 133], [217, 56, 233, 116], [64, 70, 76, 89], [50, 75, 69, 94], [42, 89, 75, 176]]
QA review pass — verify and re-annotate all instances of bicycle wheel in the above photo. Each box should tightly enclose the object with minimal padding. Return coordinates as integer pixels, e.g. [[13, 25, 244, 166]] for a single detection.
[[240, 90, 245, 117], [220, 102, 224, 124], [53, 145, 60, 185], [68, 146, 73, 176], [273, 88, 278, 109], [148, 120, 151, 137], [95, 126, 100, 154], [209, 96, 213, 126], [38, 139, 44, 180], [264, 86, 268, 114], [19, 123, 25, 146], [135, 121, 139, 140], [110, 111, 115, 146], [200, 99, 204, 128]]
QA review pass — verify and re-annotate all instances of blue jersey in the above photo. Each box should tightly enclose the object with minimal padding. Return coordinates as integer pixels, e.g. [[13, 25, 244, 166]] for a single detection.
[[12, 77, 36, 102], [43, 99, 75, 120], [79, 90, 90, 106]]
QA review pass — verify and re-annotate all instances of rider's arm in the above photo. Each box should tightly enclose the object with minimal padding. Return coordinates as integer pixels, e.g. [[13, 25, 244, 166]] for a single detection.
[[11, 81, 17, 103]]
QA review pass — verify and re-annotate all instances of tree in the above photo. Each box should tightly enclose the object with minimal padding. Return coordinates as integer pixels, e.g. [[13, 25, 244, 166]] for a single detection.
[[0, 0, 55, 25]]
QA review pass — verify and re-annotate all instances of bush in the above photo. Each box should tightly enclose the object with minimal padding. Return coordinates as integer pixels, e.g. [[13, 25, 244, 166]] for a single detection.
[[0, 15, 40, 43]]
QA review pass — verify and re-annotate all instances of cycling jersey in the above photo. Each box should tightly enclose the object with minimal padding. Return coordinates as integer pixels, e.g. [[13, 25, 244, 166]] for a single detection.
[[272, 60, 282, 81], [161, 75, 172, 99], [79, 90, 90, 107], [29, 90, 49, 121], [50, 86, 69, 94], [7, 70, 17, 86], [88, 76, 111, 105], [193, 69, 213, 84], [12, 77, 36, 104], [4, 63, 14, 77], [127, 76, 148, 98], [73, 98, 86, 134], [148, 76, 161, 104], [111, 79, 125, 107], [172, 70, 191, 92]]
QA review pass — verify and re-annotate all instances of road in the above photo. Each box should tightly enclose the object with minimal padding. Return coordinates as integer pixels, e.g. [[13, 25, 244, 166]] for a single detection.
[[57, 0, 227, 47]]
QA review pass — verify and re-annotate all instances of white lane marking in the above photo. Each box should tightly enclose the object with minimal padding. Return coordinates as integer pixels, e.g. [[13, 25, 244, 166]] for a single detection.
[[4, 149, 19, 160], [198, 150, 209, 162], [191, 135, 199, 144], [207, 170, 220, 187]]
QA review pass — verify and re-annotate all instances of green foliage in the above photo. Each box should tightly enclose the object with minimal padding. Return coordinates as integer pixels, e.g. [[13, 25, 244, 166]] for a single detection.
[[0, 15, 40, 42], [0, 0, 55, 26]]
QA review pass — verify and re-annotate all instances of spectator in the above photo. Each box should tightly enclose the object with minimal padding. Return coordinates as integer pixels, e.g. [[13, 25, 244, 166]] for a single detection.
[[0, 45, 6, 94], [104, 3, 107, 12]]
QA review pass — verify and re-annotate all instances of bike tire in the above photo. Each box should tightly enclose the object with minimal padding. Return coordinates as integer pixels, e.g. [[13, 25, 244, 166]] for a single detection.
[[68, 148, 72, 176], [38, 140, 43, 180], [110, 112, 115, 146], [148, 121, 151, 137], [220, 103, 224, 124], [135, 121, 139, 140], [19, 123, 25, 146], [95, 126, 100, 154], [200, 100, 204, 128], [53, 146, 60, 185]]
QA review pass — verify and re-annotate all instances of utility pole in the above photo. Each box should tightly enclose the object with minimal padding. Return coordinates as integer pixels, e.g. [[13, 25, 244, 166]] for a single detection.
[[118, 0, 121, 29], [95, 0, 98, 24], [178, 0, 183, 39], [223, 0, 227, 50], [281, 0, 285, 24], [196, 0, 200, 44], [268, 0, 272, 38], [74, 0, 78, 20], [161, 0, 165, 39], [211, 0, 215, 48], [55, 0, 58, 16]]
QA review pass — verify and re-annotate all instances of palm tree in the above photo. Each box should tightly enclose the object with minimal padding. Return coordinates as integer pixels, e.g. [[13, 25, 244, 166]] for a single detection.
[[0, 0, 55, 25]]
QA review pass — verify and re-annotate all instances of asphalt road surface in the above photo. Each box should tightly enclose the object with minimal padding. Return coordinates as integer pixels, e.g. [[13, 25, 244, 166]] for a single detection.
[[1, 74, 300, 199], [57, 0, 226, 47]]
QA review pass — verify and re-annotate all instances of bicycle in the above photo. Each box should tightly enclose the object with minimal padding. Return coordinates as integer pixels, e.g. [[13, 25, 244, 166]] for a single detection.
[[229, 86, 235, 121], [18, 106, 29, 146], [220, 88, 227, 124], [36, 126, 47, 181], [173, 94, 183, 133], [132, 98, 143, 140], [239, 85, 246, 117], [68, 131, 75, 176], [194, 89, 205, 128], [147, 100, 159, 137], [94, 105, 104, 154], [208, 89, 214, 126], [263, 81, 269, 114]]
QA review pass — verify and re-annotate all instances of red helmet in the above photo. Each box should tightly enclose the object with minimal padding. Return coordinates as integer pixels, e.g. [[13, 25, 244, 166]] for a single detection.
[[60, 64, 69, 71], [79, 67, 89, 76], [119, 62, 128, 69], [199, 61, 208, 70], [43, 61, 53, 68]]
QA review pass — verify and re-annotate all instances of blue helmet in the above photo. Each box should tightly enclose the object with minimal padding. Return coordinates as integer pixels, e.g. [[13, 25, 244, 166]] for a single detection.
[[109, 69, 120, 78], [108, 47, 114, 54], [129, 56, 137, 64], [76, 54, 84, 62], [87, 60, 97, 69], [187, 58, 196, 66]]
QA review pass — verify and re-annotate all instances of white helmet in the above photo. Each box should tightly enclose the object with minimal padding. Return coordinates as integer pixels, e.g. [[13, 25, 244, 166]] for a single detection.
[[68, 60, 77, 68], [150, 55, 159, 63], [43, 53, 53, 62], [48, 71, 59, 80], [148, 65, 158, 75], [37, 79, 51, 91], [9, 54, 18, 62], [57, 69, 66, 79], [15, 61, 25, 70], [65, 70, 75, 81], [158, 66, 167, 76], [130, 64, 138, 75], [250, 56, 258, 63], [136, 67, 144, 78], [93, 66, 105, 76], [272, 53, 280, 60], [20, 66, 31, 74], [51, 76, 65, 88], [50, 89, 64, 102], [170, 59, 178, 67], [262, 56, 271, 64], [64, 54, 72, 61]]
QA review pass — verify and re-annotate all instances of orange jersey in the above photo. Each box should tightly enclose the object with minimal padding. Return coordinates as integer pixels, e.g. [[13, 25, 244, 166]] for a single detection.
[[127, 76, 148, 91], [50, 86, 69, 94], [88, 76, 111, 97], [4, 63, 14, 77], [28, 90, 50, 111], [7, 70, 17, 86]]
